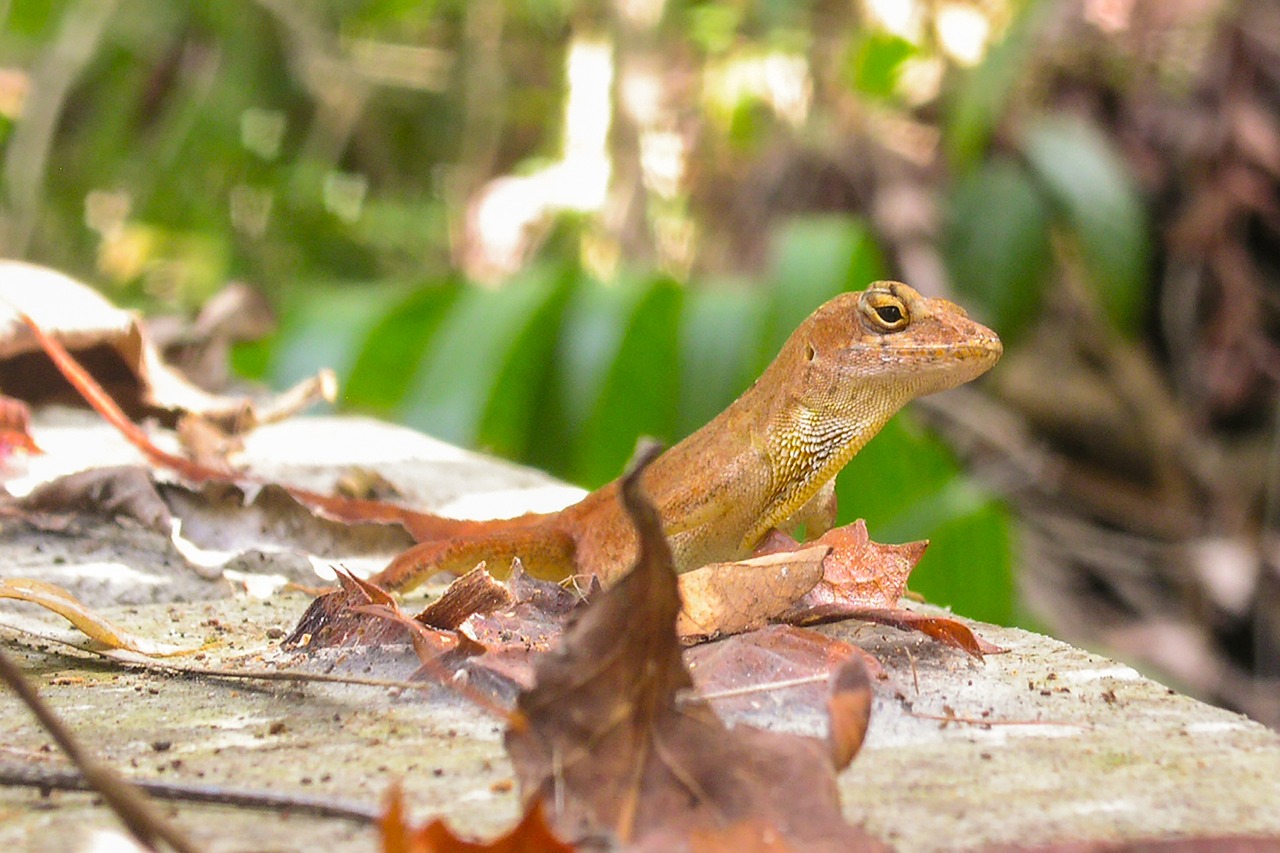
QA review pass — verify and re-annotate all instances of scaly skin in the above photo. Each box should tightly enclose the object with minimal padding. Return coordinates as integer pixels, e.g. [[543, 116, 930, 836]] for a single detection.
[[372, 281, 1002, 589]]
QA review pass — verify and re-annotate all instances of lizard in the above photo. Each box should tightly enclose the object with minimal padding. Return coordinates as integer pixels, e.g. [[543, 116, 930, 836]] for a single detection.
[[364, 280, 1002, 592]]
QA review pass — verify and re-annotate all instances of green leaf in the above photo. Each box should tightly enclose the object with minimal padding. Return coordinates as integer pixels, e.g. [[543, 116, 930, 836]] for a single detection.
[[572, 277, 684, 486], [944, 0, 1044, 169], [845, 30, 917, 100], [398, 272, 563, 448], [677, 284, 768, 437], [475, 269, 574, 459], [1022, 116, 1151, 334], [759, 215, 886, 370], [834, 414, 1015, 625], [343, 279, 462, 414], [907, 498, 1014, 626], [265, 283, 407, 393], [943, 156, 1051, 343]]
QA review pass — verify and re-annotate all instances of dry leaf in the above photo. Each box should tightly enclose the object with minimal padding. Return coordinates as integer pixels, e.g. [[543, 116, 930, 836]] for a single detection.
[[0, 261, 332, 432], [0, 577, 200, 657], [417, 566, 515, 630], [0, 394, 41, 460], [688, 819, 797, 853], [285, 570, 461, 656], [380, 782, 573, 853], [17, 465, 172, 533], [675, 545, 828, 642], [503, 450, 884, 852], [776, 521, 1001, 658], [790, 520, 925, 612], [847, 608, 1004, 658], [686, 625, 885, 717]]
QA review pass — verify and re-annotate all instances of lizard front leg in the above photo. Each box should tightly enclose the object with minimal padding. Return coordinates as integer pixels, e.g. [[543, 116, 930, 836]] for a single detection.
[[778, 479, 837, 542]]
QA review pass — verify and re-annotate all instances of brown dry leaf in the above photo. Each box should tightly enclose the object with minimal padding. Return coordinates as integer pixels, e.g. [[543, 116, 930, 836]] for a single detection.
[[0, 577, 200, 657], [503, 450, 884, 852], [792, 520, 925, 611], [0, 261, 332, 432], [686, 625, 885, 717], [777, 521, 1000, 658], [451, 564, 586, 693], [850, 608, 1004, 658], [380, 782, 573, 853], [285, 570, 461, 656], [417, 565, 515, 630], [688, 818, 796, 853], [176, 413, 244, 471], [16, 465, 172, 533], [675, 545, 828, 642], [0, 393, 41, 460]]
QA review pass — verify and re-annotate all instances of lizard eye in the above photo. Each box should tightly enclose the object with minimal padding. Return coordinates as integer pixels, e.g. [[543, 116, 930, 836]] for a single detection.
[[875, 304, 903, 325], [862, 291, 910, 332]]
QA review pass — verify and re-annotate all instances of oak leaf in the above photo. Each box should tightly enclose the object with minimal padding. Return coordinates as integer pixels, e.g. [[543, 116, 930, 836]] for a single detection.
[[778, 520, 1002, 658]]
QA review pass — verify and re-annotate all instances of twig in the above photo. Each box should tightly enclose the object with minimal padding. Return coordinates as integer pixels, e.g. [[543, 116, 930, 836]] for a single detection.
[[693, 674, 829, 703], [0, 761, 378, 823], [0, 648, 201, 853], [906, 710, 1086, 729]]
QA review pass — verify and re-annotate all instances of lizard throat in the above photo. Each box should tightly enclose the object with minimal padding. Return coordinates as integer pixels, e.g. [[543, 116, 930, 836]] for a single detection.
[[742, 403, 894, 549]]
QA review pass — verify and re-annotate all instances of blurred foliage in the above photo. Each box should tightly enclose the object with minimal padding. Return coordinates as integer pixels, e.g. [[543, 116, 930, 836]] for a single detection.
[[3, 0, 1175, 630]]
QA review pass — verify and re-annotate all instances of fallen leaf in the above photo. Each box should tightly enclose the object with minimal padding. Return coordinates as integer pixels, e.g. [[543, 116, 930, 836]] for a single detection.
[[0, 261, 332, 432], [285, 570, 460, 655], [790, 520, 926, 612], [176, 413, 244, 471], [16, 465, 172, 533], [417, 565, 515, 630], [688, 818, 796, 853], [686, 625, 885, 718], [675, 545, 828, 642], [0, 394, 41, 461], [846, 608, 1004, 658], [503, 448, 884, 851], [0, 578, 200, 657], [380, 781, 573, 853], [775, 521, 1001, 658]]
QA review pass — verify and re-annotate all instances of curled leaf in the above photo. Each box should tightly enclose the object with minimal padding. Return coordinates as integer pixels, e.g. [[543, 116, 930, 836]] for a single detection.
[[0, 578, 199, 657]]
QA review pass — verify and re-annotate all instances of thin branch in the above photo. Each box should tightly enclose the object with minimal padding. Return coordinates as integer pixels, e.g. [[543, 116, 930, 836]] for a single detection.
[[0, 761, 378, 823], [0, 648, 201, 853]]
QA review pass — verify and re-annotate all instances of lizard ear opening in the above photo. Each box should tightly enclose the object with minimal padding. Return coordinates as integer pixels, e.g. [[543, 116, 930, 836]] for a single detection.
[[804, 342, 816, 361]]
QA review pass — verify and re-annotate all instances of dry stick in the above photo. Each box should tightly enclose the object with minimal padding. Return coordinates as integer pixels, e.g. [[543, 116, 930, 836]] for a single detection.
[[0, 762, 377, 823], [906, 710, 1086, 728], [0, 648, 202, 853]]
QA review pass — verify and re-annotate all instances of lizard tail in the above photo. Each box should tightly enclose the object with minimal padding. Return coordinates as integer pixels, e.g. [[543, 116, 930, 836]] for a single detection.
[[371, 522, 578, 592]]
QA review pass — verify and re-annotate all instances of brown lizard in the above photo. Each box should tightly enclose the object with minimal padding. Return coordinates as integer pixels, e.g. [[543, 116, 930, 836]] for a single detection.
[[367, 280, 1002, 591]]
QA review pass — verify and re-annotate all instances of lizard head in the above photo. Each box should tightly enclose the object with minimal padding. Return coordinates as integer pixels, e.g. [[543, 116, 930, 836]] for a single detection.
[[798, 280, 1003, 398], [745, 280, 1003, 544]]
